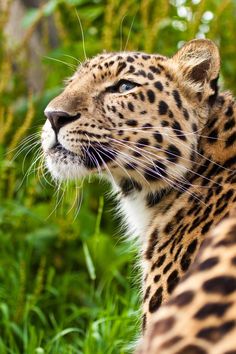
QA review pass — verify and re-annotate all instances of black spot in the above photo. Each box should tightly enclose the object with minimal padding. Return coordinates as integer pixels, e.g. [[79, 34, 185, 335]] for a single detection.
[[160, 335, 182, 349], [143, 285, 151, 301], [164, 221, 172, 234], [154, 254, 166, 268], [194, 302, 232, 319], [124, 162, 137, 170], [224, 156, 236, 168], [146, 191, 166, 207], [133, 151, 141, 157], [198, 256, 219, 271], [142, 314, 146, 333], [197, 321, 235, 343], [202, 220, 213, 234], [149, 66, 161, 74], [137, 138, 150, 147], [168, 110, 174, 118], [144, 161, 167, 181], [192, 123, 198, 132], [225, 105, 233, 117], [208, 128, 218, 143], [139, 92, 145, 101], [172, 90, 182, 109], [127, 102, 135, 112], [203, 276, 236, 295], [231, 256, 236, 266], [147, 89, 155, 103], [145, 229, 159, 260], [175, 344, 206, 354], [153, 131, 163, 143], [183, 108, 189, 120], [147, 72, 154, 80], [154, 81, 163, 91], [172, 121, 186, 141], [142, 123, 152, 129], [224, 118, 235, 131], [126, 119, 137, 126], [136, 69, 146, 77], [142, 54, 150, 60], [127, 56, 134, 63], [180, 239, 198, 271], [167, 270, 179, 294], [119, 178, 142, 196], [116, 62, 127, 75], [149, 287, 163, 312], [163, 261, 172, 274], [161, 120, 169, 127], [180, 255, 191, 272], [128, 65, 135, 73], [169, 290, 194, 307], [154, 274, 161, 283], [165, 144, 181, 162], [225, 132, 236, 148], [158, 101, 168, 115], [152, 316, 175, 333]]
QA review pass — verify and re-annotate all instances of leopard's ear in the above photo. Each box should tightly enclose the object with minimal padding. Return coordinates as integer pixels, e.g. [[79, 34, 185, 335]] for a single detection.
[[171, 39, 220, 100]]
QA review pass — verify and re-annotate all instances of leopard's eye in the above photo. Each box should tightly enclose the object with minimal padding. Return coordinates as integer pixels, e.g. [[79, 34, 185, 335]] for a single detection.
[[106, 79, 138, 94], [118, 80, 136, 93]]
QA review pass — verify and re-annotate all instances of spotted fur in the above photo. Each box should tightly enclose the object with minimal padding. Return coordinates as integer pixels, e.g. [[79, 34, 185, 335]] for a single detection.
[[41, 39, 236, 352], [137, 214, 236, 353]]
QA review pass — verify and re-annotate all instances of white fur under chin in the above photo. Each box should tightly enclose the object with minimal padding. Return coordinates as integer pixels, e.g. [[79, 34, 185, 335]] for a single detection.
[[45, 157, 88, 181]]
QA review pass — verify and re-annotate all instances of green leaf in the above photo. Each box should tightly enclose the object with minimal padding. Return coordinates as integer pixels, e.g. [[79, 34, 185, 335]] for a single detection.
[[83, 242, 96, 280]]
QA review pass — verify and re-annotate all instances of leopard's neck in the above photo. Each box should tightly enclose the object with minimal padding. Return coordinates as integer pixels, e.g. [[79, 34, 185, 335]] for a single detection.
[[141, 92, 236, 327]]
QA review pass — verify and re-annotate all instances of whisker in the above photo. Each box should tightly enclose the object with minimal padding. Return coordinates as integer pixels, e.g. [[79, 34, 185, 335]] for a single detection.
[[111, 127, 233, 172], [44, 56, 76, 70], [111, 125, 225, 141], [75, 9, 87, 61], [119, 14, 127, 51], [108, 137, 225, 189], [73, 181, 84, 222], [6, 133, 40, 157], [62, 54, 82, 65], [124, 13, 137, 51]]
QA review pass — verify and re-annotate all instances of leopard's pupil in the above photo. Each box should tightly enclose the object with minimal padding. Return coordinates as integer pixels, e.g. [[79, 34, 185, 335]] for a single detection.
[[119, 82, 134, 92]]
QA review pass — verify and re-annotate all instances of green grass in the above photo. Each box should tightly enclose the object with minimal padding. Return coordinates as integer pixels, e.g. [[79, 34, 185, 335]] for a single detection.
[[0, 179, 140, 354]]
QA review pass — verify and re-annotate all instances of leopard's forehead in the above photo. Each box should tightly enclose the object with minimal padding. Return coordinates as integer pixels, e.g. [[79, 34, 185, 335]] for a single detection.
[[73, 51, 167, 78]]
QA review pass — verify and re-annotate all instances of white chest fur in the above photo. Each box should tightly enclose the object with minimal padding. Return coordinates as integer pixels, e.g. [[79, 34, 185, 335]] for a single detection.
[[118, 191, 153, 241]]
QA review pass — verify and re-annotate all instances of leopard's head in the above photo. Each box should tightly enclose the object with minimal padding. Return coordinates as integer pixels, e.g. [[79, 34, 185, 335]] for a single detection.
[[42, 39, 220, 191]]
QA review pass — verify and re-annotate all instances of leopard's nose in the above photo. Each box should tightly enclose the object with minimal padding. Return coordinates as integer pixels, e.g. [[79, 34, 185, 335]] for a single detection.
[[44, 110, 81, 134]]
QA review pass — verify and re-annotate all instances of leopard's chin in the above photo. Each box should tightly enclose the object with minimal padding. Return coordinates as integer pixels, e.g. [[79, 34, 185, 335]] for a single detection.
[[45, 143, 87, 181]]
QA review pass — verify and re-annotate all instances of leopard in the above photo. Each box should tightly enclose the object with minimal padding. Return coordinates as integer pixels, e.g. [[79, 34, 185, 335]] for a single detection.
[[41, 39, 236, 353]]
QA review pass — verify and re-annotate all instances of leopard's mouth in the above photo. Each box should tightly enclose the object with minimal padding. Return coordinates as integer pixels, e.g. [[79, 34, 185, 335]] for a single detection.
[[49, 142, 79, 158], [46, 140, 117, 180]]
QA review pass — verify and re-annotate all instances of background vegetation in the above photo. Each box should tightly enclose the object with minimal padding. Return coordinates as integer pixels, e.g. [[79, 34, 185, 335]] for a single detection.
[[0, 0, 236, 353]]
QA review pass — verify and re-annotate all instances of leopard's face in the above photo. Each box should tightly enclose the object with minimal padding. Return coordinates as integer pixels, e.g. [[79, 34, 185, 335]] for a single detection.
[[42, 41, 219, 189]]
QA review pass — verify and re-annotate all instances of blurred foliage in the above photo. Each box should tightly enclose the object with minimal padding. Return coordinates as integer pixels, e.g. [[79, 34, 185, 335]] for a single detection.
[[0, 0, 236, 352]]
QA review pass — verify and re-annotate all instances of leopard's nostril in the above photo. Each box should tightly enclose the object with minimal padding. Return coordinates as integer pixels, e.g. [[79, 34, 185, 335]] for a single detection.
[[45, 110, 81, 134]]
